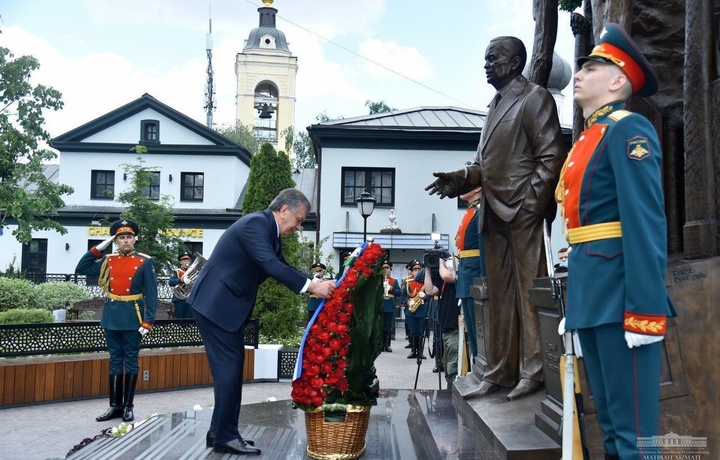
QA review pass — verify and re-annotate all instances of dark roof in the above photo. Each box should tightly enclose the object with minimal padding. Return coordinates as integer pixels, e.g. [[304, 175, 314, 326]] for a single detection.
[[316, 106, 486, 129], [308, 105, 573, 151], [52, 93, 252, 165], [308, 106, 486, 151]]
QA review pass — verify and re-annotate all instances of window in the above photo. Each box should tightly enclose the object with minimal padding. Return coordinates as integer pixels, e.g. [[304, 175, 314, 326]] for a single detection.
[[141, 171, 161, 200], [181, 173, 204, 202], [341, 167, 395, 207], [91, 170, 115, 200], [141, 119, 160, 143], [183, 242, 204, 257]]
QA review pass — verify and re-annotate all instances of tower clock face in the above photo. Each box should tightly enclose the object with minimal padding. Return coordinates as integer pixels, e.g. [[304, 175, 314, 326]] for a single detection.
[[260, 35, 276, 49]]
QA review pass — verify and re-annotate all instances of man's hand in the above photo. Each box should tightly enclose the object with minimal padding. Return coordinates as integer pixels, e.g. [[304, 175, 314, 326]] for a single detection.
[[425, 172, 457, 198], [95, 235, 116, 251], [308, 279, 336, 299], [139, 321, 153, 336], [624, 332, 664, 348]]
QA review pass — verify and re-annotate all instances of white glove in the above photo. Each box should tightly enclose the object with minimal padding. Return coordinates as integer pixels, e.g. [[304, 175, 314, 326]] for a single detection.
[[557, 317, 583, 357], [624, 332, 664, 348], [95, 235, 116, 251], [138, 326, 150, 336], [418, 291, 426, 298]]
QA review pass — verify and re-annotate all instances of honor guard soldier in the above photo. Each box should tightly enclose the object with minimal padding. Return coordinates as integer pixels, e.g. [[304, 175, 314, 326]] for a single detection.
[[169, 252, 194, 319], [557, 23, 676, 460], [306, 262, 327, 321], [381, 261, 402, 352], [75, 219, 158, 423], [455, 185, 487, 362], [403, 260, 427, 359]]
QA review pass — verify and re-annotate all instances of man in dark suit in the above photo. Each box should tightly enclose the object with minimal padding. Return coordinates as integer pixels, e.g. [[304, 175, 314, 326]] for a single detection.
[[426, 36, 566, 401], [188, 188, 335, 456]]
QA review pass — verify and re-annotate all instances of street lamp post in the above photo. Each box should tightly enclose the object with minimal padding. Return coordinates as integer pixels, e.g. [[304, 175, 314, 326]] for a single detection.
[[355, 190, 376, 242]]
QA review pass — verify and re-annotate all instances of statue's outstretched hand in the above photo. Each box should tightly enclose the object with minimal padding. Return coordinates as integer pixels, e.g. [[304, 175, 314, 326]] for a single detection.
[[425, 172, 455, 198]]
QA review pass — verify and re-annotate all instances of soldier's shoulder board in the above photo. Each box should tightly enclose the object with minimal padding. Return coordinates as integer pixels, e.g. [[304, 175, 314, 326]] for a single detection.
[[136, 252, 153, 259], [608, 110, 631, 122]]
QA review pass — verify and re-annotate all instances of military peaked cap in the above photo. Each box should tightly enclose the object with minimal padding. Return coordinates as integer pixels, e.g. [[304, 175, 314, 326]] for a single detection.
[[577, 23, 658, 97], [110, 219, 139, 236]]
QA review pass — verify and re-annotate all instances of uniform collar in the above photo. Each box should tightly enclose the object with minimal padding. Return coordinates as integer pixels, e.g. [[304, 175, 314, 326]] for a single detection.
[[585, 101, 625, 128]]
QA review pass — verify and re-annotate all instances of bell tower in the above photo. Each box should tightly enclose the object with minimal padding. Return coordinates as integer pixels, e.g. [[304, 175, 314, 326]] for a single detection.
[[236, 0, 298, 156]]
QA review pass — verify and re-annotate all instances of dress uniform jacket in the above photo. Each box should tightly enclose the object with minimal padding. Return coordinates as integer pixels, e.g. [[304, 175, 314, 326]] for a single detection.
[[76, 249, 158, 330], [382, 277, 402, 313], [455, 200, 486, 298], [168, 268, 193, 318], [557, 101, 676, 330]]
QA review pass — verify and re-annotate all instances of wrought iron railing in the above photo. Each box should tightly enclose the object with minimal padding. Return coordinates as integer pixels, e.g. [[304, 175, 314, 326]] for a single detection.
[[21, 273, 176, 300], [0, 318, 259, 358]]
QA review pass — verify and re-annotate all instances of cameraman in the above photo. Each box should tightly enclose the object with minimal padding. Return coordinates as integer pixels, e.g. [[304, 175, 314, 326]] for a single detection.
[[423, 255, 460, 388]]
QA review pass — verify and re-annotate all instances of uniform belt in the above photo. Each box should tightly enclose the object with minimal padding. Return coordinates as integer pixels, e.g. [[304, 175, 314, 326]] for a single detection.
[[457, 249, 480, 258], [567, 221, 622, 244], [384, 294, 395, 298], [107, 293, 143, 301], [309, 295, 320, 298]]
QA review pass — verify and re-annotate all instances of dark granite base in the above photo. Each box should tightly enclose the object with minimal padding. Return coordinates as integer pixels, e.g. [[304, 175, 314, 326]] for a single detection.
[[65, 389, 499, 460], [452, 373, 560, 460]]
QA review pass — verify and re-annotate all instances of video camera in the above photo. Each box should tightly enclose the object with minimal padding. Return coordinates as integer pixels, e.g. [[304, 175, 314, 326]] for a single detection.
[[423, 248, 451, 269]]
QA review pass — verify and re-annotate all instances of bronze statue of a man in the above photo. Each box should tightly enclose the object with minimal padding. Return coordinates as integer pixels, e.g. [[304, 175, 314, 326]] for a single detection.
[[426, 36, 566, 400]]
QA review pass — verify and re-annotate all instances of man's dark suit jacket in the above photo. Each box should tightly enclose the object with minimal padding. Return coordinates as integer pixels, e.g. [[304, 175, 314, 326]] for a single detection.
[[189, 209, 310, 331]]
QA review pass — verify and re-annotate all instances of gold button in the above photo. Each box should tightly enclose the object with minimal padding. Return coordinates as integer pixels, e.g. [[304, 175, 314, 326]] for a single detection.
[[564, 189, 569, 196], [579, 135, 585, 141], [568, 161, 574, 167]]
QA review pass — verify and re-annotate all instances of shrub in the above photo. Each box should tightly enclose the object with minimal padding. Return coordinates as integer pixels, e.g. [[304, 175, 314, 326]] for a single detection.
[[0, 277, 40, 312], [36, 282, 90, 311], [0, 308, 54, 324]]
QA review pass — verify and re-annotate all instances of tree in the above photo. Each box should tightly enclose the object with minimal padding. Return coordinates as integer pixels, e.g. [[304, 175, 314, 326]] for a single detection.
[[216, 121, 260, 156], [280, 126, 317, 169], [365, 100, 395, 114], [242, 143, 304, 343], [116, 146, 185, 274], [0, 40, 74, 244]]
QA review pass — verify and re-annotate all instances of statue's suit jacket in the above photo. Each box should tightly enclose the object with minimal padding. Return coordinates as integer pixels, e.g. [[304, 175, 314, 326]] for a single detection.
[[189, 209, 309, 332], [475, 75, 566, 222]]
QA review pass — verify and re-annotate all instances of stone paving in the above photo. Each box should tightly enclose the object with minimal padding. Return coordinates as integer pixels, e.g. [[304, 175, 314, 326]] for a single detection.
[[1, 327, 445, 460]]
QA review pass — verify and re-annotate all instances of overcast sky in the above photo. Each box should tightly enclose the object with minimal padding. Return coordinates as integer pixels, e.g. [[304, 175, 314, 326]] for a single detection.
[[2, 0, 579, 141]]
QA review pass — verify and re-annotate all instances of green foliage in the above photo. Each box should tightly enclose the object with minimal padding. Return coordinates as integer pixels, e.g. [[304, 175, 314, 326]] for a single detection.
[[0, 277, 40, 312], [280, 126, 317, 169], [0, 41, 74, 244], [216, 121, 260, 156], [559, 0, 582, 12], [242, 142, 305, 341], [1, 256, 25, 279], [35, 282, 90, 311], [116, 147, 185, 274], [365, 100, 395, 114], [0, 308, 54, 324]]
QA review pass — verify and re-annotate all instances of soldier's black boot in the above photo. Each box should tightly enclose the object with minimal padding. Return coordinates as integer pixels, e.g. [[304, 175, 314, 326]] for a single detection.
[[96, 374, 124, 422], [122, 374, 139, 422], [407, 335, 418, 359], [604, 455, 620, 460], [384, 332, 392, 352]]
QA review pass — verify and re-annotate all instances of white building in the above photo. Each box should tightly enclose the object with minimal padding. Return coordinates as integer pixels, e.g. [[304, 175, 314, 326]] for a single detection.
[[0, 94, 252, 278]]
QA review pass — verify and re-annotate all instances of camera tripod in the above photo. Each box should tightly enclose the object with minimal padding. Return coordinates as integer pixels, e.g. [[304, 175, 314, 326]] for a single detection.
[[413, 296, 444, 391]]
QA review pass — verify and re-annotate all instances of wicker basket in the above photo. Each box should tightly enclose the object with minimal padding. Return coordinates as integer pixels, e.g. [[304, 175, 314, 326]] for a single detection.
[[305, 404, 371, 460]]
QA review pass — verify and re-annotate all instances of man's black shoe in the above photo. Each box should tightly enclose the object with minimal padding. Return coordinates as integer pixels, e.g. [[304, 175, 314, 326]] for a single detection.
[[214, 439, 261, 455], [206, 431, 254, 448]]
